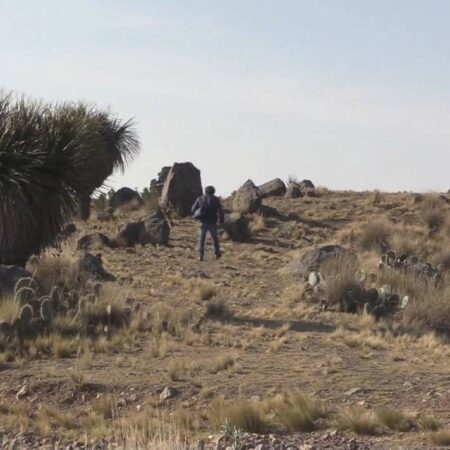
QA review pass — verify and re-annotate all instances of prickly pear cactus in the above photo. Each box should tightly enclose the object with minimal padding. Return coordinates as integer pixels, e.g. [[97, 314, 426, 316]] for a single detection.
[[18, 304, 33, 323], [14, 277, 39, 294], [14, 287, 36, 305], [49, 286, 60, 310], [40, 298, 52, 323]]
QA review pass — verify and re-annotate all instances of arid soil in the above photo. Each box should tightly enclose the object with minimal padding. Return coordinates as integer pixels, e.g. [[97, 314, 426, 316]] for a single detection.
[[0, 190, 449, 449]]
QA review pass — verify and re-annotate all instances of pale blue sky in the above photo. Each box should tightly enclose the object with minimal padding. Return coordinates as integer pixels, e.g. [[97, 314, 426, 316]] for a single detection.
[[1, 0, 449, 194]]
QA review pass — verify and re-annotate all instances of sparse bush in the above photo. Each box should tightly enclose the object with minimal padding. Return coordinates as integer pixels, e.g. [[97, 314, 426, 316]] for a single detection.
[[335, 408, 379, 435], [430, 429, 450, 446], [205, 299, 232, 320], [212, 354, 236, 373], [93, 396, 114, 420], [273, 391, 327, 431], [402, 285, 450, 334], [356, 218, 392, 251], [250, 214, 266, 234], [376, 407, 413, 431], [208, 396, 268, 433], [416, 414, 442, 432]]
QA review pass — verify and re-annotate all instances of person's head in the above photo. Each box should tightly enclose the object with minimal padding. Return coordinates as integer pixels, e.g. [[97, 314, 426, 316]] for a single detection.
[[205, 186, 215, 195]]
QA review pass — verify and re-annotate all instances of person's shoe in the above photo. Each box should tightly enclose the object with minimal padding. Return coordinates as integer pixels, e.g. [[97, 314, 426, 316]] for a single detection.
[[215, 251, 222, 260], [199, 254, 204, 261]]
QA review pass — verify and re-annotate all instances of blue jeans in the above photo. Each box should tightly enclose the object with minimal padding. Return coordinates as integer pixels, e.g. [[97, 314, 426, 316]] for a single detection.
[[198, 223, 220, 256]]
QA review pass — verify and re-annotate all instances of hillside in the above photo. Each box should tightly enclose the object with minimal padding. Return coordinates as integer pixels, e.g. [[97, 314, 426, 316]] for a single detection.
[[0, 187, 449, 449]]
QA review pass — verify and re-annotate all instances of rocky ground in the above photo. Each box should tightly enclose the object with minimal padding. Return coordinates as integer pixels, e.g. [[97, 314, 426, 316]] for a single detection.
[[0, 189, 449, 449]]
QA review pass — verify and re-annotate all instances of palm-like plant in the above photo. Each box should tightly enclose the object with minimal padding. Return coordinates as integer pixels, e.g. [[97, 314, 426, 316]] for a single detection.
[[0, 92, 139, 266]]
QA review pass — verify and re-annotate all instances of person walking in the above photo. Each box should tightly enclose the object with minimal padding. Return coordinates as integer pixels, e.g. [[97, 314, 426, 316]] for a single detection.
[[192, 186, 224, 261]]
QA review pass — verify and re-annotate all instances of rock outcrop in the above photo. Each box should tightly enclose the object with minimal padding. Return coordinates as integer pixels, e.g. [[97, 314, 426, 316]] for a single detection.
[[258, 178, 287, 198], [160, 162, 203, 217], [232, 180, 262, 214]]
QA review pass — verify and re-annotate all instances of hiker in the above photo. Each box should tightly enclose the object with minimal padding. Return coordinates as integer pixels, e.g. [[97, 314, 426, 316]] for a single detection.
[[192, 186, 224, 261]]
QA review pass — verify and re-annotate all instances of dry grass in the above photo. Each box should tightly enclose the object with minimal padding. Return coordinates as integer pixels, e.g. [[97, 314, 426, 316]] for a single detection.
[[93, 396, 114, 420], [272, 391, 327, 431], [402, 285, 450, 334], [429, 429, 450, 446], [0, 296, 20, 322], [376, 407, 414, 432], [208, 396, 268, 433], [250, 214, 267, 233], [335, 407, 379, 435], [416, 414, 442, 432], [356, 218, 392, 251], [211, 354, 236, 373]]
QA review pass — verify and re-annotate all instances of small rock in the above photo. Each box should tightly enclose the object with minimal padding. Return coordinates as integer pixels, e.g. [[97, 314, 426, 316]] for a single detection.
[[345, 387, 363, 396], [160, 386, 178, 401], [16, 385, 29, 400], [116, 398, 127, 407]]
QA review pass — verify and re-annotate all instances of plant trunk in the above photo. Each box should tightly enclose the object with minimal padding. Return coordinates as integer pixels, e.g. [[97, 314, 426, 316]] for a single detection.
[[79, 193, 91, 221]]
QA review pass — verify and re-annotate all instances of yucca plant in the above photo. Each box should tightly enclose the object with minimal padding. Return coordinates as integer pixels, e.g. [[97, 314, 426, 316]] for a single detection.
[[0, 91, 139, 266]]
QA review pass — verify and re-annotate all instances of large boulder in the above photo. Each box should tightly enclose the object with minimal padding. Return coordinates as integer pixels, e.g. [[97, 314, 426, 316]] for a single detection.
[[78, 253, 116, 282], [160, 162, 203, 217], [290, 245, 355, 277], [0, 265, 32, 296], [149, 166, 171, 197], [258, 178, 287, 198], [109, 187, 142, 210], [223, 214, 251, 242], [77, 233, 111, 251], [232, 180, 262, 214], [114, 210, 170, 247]]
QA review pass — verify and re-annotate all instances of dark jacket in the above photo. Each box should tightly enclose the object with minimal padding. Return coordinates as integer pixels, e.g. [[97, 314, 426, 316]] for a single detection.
[[191, 194, 224, 225]]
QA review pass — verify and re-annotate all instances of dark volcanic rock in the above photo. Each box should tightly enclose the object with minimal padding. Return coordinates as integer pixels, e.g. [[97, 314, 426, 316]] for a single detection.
[[114, 210, 170, 247], [160, 162, 203, 217], [78, 253, 116, 282], [109, 187, 142, 210], [232, 180, 262, 214], [77, 233, 111, 251], [258, 178, 287, 198], [224, 214, 251, 242]]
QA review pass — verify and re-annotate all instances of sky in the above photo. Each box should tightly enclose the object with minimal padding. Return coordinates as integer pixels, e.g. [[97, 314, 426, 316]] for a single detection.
[[1, 0, 449, 195]]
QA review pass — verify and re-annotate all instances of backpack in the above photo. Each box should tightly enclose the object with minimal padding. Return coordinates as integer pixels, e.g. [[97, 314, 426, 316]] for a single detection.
[[194, 196, 216, 221]]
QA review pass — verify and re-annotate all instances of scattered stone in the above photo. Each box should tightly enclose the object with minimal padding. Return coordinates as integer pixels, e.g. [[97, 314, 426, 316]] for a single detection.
[[77, 233, 111, 251], [160, 386, 178, 402], [77, 252, 116, 282], [109, 187, 142, 210], [16, 385, 29, 400], [113, 209, 170, 247], [285, 182, 303, 199], [345, 387, 363, 396]]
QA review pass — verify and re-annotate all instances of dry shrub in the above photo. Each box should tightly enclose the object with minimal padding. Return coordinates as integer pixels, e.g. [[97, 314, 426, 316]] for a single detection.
[[356, 218, 392, 251], [402, 285, 450, 334], [30, 250, 80, 293], [372, 190, 383, 206], [321, 255, 360, 310], [416, 414, 442, 431], [250, 214, 266, 234], [93, 396, 114, 420], [376, 407, 414, 432], [211, 354, 236, 373], [205, 299, 232, 320], [430, 429, 450, 446], [273, 391, 327, 431], [208, 396, 268, 433], [335, 407, 379, 435], [0, 296, 20, 322], [420, 194, 448, 233]]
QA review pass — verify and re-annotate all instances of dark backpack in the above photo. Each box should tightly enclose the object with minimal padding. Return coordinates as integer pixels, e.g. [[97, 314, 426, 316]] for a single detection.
[[194, 196, 216, 221]]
